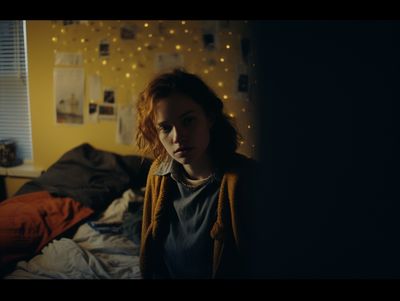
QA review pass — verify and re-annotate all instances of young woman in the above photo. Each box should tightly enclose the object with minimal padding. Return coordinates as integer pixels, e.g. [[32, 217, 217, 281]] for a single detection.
[[136, 69, 261, 279]]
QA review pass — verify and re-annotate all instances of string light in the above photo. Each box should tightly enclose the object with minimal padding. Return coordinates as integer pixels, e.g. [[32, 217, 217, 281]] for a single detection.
[[137, 46, 142, 51], [181, 21, 186, 25], [247, 124, 251, 129], [225, 44, 231, 49], [125, 73, 131, 78], [169, 29, 175, 34], [219, 57, 225, 63], [148, 33, 153, 38], [217, 81, 223, 87], [224, 68, 229, 72], [144, 23, 149, 28], [203, 69, 209, 74], [184, 29, 189, 34], [241, 108, 246, 112], [175, 44, 181, 50], [101, 60, 107, 65], [223, 95, 229, 100], [51, 37, 58, 43], [229, 113, 235, 118]]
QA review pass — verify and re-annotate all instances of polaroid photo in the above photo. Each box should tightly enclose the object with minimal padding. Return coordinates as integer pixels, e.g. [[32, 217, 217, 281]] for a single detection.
[[120, 25, 137, 40], [99, 40, 110, 57], [98, 103, 117, 120], [88, 103, 98, 123], [103, 89, 115, 104]]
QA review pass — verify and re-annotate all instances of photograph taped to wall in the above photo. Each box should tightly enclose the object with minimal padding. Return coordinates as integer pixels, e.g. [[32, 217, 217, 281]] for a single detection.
[[99, 103, 117, 120], [154, 53, 184, 73], [103, 89, 115, 104], [120, 25, 137, 40], [88, 102, 98, 123], [99, 40, 110, 57], [54, 68, 85, 125], [201, 20, 218, 50]]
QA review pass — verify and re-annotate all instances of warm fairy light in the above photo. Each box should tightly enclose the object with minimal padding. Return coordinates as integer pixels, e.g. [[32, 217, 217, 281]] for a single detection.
[[102, 60, 107, 65], [175, 44, 181, 50], [125, 73, 131, 78], [225, 44, 231, 49], [184, 29, 189, 33], [229, 113, 235, 118], [228, 31, 232, 35], [169, 29, 175, 34], [219, 57, 225, 63], [117, 47, 121, 52], [144, 23, 149, 27], [217, 81, 223, 87], [121, 58, 125, 62], [137, 46, 142, 51], [148, 33, 153, 38], [247, 124, 251, 129], [223, 95, 229, 100], [240, 141, 244, 145], [203, 69, 209, 74], [80, 38, 85, 43], [51, 37, 58, 42], [112, 37, 117, 42], [181, 21, 186, 25], [187, 47, 192, 52], [241, 108, 246, 112], [131, 63, 137, 69], [224, 68, 229, 72], [160, 37, 165, 41], [60, 28, 65, 34], [111, 66, 116, 71], [144, 42, 149, 47]]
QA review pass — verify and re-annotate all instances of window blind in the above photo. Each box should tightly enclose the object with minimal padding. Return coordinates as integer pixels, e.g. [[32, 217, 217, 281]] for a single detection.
[[0, 20, 32, 161]]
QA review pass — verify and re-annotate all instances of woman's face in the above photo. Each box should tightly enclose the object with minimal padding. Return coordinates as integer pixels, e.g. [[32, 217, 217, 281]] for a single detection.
[[154, 93, 213, 165]]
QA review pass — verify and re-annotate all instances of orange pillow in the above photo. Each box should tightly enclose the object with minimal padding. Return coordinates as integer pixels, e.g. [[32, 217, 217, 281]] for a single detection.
[[0, 191, 94, 269]]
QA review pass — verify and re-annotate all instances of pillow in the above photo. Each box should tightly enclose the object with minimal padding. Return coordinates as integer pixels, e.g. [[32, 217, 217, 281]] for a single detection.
[[0, 191, 94, 270]]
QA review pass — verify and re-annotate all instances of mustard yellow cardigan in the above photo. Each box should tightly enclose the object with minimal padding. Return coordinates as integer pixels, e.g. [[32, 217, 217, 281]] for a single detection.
[[140, 153, 260, 278]]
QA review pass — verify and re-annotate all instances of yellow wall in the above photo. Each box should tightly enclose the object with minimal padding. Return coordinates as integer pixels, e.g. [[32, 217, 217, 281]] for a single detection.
[[26, 20, 258, 170]]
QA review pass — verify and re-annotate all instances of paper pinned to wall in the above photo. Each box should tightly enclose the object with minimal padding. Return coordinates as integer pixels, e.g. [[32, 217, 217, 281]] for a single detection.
[[116, 104, 136, 145], [88, 74, 102, 102], [154, 53, 184, 73], [54, 68, 85, 124], [55, 52, 83, 66]]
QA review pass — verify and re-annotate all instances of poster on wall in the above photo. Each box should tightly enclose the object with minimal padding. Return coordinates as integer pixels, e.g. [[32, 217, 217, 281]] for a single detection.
[[54, 68, 85, 125]]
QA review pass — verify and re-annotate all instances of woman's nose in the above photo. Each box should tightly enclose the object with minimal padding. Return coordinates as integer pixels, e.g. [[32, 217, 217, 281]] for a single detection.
[[172, 126, 186, 144]]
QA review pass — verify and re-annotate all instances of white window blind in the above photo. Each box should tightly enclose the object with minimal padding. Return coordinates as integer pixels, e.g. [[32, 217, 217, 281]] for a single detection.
[[0, 20, 32, 161]]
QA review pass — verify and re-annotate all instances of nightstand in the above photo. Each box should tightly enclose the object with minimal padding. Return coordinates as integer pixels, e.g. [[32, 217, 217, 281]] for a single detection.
[[0, 162, 44, 201]]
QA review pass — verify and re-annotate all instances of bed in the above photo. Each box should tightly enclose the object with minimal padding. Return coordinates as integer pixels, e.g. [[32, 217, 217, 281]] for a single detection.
[[0, 143, 152, 279]]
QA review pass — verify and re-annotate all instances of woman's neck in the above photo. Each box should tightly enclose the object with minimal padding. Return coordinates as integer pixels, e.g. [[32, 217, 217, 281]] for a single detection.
[[182, 154, 213, 180]]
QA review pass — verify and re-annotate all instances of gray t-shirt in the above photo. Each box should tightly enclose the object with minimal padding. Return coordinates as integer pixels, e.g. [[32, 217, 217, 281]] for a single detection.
[[155, 159, 221, 278]]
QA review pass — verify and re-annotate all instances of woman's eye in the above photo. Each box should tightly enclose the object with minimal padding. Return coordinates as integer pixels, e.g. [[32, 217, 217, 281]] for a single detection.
[[158, 125, 172, 133]]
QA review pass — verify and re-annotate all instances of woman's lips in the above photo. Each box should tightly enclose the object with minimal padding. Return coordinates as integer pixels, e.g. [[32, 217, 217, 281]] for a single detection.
[[174, 147, 194, 155]]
